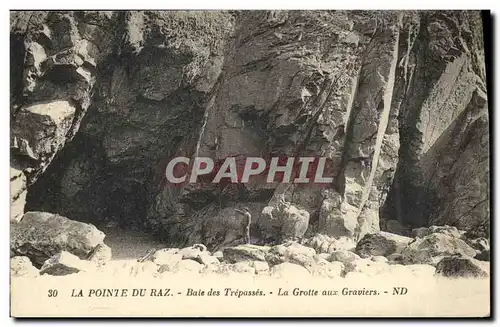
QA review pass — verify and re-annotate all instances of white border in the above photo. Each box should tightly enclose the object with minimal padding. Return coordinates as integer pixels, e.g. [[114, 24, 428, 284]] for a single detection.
[[2, 1, 498, 325]]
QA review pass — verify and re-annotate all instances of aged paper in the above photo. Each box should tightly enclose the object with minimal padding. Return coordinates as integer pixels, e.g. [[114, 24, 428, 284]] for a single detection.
[[10, 9, 491, 318]]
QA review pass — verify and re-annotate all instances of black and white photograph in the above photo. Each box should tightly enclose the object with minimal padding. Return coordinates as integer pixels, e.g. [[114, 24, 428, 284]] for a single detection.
[[8, 8, 492, 318]]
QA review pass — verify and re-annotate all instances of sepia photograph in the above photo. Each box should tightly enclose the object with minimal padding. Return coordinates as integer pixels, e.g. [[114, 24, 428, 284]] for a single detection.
[[8, 7, 492, 318]]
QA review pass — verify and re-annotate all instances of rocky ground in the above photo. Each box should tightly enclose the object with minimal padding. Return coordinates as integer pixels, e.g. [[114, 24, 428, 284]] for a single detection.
[[11, 211, 490, 280]]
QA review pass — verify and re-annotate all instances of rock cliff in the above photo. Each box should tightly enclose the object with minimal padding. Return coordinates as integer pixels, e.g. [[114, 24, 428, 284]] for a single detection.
[[11, 10, 489, 250]]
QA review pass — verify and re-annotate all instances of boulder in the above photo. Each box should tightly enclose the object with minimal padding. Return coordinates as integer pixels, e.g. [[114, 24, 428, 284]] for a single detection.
[[11, 100, 76, 160], [435, 256, 489, 278], [10, 256, 39, 277], [223, 244, 270, 263], [11, 211, 106, 267], [355, 231, 413, 258], [401, 233, 477, 265], [265, 241, 316, 268], [40, 251, 95, 276]]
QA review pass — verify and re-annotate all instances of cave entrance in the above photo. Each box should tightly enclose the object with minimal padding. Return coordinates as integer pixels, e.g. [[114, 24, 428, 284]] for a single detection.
[[23, 134, 155, 235]]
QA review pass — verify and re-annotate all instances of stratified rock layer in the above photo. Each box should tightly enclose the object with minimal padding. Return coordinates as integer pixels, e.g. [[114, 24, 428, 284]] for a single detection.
[[10, 11, 489, 250]]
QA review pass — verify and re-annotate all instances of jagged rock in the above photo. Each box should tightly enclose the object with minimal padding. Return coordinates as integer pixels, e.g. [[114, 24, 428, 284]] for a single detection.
[[86, 243, 112, 266], [11, 211, 105, 267], [223, 244, 270, 263], [269, 262, 311, 278], [303, 234, 356, 254], [11, 100, 76, 170], [401, 233, 477, 265], [385, 12, 489, 238], [355, 231, 413, 258], [435, 256, 489, 278], [10, 256, 39, 277], [40, 251, 95, 276]]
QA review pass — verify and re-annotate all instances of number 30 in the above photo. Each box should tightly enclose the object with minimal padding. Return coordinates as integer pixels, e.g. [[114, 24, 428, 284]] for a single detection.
[[48, 289, 58, 297]]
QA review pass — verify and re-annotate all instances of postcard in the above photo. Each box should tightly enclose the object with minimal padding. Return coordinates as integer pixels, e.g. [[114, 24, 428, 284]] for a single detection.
[[9, 9, 491, 317]]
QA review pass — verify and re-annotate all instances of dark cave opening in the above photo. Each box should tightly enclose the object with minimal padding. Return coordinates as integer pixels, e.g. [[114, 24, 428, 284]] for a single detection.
[[24, 132, 153, 232]]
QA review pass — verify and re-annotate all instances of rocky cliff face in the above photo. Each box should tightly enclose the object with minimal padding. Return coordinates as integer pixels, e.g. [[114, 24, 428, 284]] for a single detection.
[[11, 10, 489, 250]]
